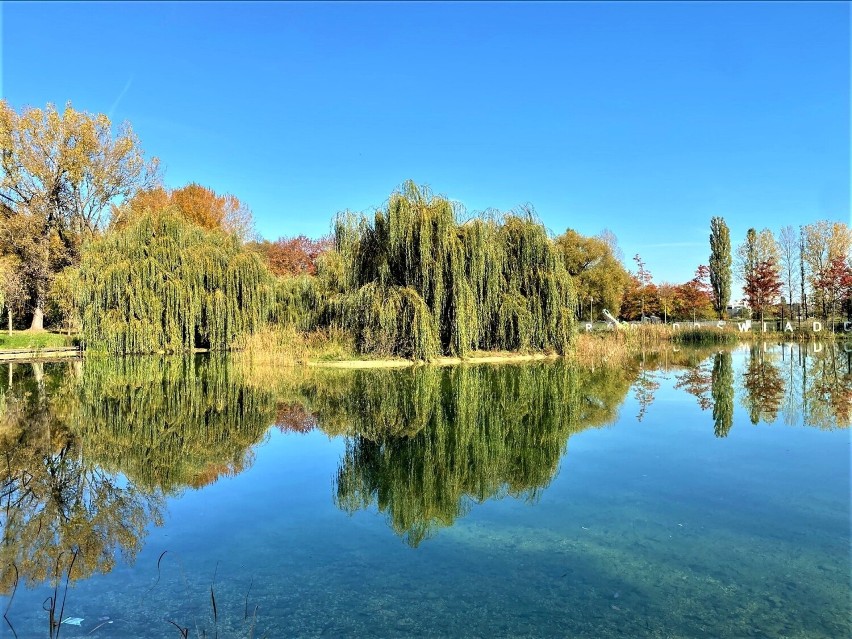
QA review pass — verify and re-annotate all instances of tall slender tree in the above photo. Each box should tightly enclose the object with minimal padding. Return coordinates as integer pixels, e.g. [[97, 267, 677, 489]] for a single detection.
[[709, 217, 731, 319], [778, 226, 799, 321], [799, 226, 808, 321]]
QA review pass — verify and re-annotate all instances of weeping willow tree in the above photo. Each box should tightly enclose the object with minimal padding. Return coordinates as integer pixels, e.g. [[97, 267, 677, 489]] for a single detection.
[[76, 210, 274, 354], [278, 182, 576, 360]]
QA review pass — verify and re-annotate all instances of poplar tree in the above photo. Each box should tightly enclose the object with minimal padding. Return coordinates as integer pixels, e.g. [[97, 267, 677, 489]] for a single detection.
[[709, 217, 731, 319]]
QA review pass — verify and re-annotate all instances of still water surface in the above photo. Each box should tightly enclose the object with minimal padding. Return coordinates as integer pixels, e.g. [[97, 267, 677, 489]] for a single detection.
[[1, 343, 849, 638]]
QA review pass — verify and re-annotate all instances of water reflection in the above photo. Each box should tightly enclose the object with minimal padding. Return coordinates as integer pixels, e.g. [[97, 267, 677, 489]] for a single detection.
[[0, 343, 848, 632], [0, 356, 277, 608], [711, 351, 735, 437], [0, 361, 163, 604], [329, 364, 587, 546], [672, 342, 851, 432]]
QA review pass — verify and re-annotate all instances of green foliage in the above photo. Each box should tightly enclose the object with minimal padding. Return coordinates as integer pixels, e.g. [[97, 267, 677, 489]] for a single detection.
[[285, 182, 576, 360], [709, 217, 732, 319], [554, 229, 630, 320], [76, 211, 274, 353], [325, 363, 583, 546]]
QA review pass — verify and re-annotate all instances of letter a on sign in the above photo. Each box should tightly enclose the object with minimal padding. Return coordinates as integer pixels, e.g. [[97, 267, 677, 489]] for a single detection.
[[784, 322, 793, 332]]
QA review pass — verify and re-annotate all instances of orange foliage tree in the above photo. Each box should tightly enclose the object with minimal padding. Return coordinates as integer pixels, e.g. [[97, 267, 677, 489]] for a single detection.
[[251, 235, 333, 277], [114, 183, 254, 239]]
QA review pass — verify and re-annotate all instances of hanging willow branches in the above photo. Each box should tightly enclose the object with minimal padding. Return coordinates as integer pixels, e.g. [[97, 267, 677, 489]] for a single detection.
[[76, 210, 274, 354], [278, 181, 577, 360]]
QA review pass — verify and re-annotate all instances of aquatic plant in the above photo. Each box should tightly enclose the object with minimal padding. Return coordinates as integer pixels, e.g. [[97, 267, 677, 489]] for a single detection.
[[673, 327, 738, 345]]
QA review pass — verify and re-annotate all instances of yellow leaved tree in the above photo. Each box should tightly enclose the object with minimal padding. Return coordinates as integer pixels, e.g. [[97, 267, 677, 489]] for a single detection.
[[0, 100, 159, 329]]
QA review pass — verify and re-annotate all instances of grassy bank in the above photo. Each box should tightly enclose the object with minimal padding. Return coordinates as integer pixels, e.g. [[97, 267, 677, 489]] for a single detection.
[[0, 331, 78, 350]]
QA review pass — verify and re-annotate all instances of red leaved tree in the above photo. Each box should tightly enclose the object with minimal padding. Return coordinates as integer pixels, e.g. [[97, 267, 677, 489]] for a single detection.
[[744, 259, 782, 323], [253, 235, 333, 277], [814, 254, 852, 330]]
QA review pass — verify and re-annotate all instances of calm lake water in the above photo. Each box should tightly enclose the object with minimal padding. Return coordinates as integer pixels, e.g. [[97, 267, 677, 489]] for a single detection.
[[1, 343, 849, 638]]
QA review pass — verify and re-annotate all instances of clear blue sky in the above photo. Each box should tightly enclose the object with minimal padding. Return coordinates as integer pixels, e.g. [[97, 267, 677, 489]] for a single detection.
[[1, 1, 849, 285]]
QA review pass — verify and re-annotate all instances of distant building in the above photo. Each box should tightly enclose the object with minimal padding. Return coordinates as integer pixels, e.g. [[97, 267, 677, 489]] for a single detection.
[[726, 299, 749, 317]]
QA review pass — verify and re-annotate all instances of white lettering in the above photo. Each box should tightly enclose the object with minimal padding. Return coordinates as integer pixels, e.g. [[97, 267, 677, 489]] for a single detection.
[[813, 342, 823, 353], [762, 322, 768, 333], [672, 323, 680, 330], [784, 322, 793, 332], [585, 323, 593, 332], [812, 321, 822, 332], [844, 321, 851, 332], [738, 321, 752, 332], [716, 321, 725, 329]]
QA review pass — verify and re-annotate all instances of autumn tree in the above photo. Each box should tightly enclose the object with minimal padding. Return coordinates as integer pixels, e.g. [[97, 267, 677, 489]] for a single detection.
[[709, 217, 731, 319], [744, 259, 783, 323], [0, 255, 25, 333], [802, 221, 852, 319], [813, 254, 852, 330], [252, 235, 333, 277], [114, 182, 254, 239], [656, 282, 676, 323], [553, 229, 630, 321], [0, 100, 158, 329], [677, 265, 714, 321]]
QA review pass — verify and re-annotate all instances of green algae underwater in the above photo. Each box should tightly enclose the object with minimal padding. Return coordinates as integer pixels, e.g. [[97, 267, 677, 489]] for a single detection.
[[0, 342, 849, 638]]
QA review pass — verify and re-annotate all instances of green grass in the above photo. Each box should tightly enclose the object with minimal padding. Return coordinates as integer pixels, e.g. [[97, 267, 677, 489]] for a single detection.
[[0, 331, 78, 350]]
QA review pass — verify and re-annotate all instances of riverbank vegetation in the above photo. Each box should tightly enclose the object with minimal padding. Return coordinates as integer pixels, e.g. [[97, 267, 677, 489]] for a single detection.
[[1, 100, 849, 359]]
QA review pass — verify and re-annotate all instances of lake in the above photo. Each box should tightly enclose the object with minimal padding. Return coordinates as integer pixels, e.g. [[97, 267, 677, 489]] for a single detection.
[[1, 343, 849, 638]]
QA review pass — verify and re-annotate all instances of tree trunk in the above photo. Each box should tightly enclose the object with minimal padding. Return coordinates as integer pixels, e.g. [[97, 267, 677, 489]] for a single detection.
[[29, 299, 44, 331], [7, 309, 11, 335]]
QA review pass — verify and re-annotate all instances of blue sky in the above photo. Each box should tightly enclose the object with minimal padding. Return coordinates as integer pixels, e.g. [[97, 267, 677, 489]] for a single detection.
[[2, 1, 849, 285]]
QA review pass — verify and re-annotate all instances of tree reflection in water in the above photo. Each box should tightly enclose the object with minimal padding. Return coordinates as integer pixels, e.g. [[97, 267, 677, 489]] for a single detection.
[[298, 363, 634, 546], [0, 343, 847, 628], [0, 356, 276, 611]]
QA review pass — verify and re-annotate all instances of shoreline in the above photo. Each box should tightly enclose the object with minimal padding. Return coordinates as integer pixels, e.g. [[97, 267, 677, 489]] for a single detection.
[[0, 330, 847, 365], [307, 353, 561, 369], [0, 347, 82, 362]]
